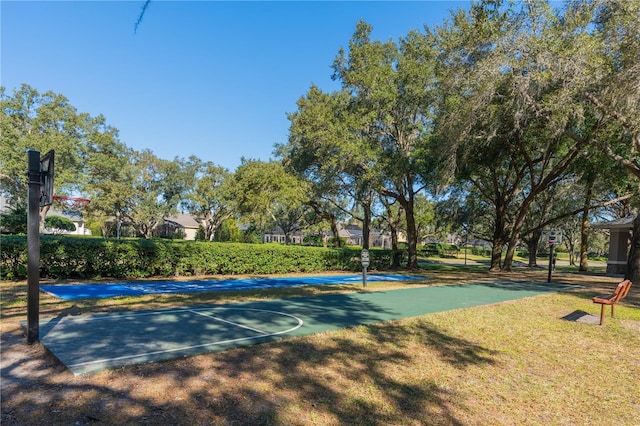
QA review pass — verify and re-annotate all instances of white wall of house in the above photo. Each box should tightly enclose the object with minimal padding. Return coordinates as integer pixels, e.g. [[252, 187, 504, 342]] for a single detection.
[[45, 209, 91, 235], [183, 227, 198, 241], [263, 233, 302, 244]]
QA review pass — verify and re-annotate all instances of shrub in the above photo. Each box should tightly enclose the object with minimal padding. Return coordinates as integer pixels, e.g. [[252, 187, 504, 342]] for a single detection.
[[471, 246, 491, 257], [420, 243, 459, 257], [0, 236, 407, 280], [44, 215, 76, 234], [0, 206, 27, 235], [0, 235, 27, 279]]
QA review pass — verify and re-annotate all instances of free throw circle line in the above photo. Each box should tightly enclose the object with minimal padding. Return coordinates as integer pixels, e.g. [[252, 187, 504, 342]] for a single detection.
[[188, 309, 270, 335], [65, 307, 304, 369]]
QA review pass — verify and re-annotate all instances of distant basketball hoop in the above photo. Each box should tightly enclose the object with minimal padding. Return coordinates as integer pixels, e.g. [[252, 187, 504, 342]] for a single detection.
[[52, 196, 90, 218]]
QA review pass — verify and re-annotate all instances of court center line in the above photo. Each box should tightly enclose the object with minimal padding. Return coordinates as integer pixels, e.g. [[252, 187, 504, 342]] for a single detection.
[[188, 309, 270, 335]]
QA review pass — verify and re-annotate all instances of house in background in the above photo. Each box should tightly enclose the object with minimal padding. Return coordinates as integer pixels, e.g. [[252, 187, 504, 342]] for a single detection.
[[259, 224, 396, 248], [1, 195, 90, 235], [593, 216, 634, 276], [155, 213, 200, 240], [45, 206, 91, 235], [338, 224, 394, 248], [262, 229, 303, 244]]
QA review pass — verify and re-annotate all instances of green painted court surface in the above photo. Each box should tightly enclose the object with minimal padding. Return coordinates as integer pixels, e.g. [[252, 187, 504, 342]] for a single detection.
[[38, 281, 575, 375]]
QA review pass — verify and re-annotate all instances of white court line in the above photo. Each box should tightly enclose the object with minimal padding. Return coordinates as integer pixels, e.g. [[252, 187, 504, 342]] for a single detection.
[[63, 308, 304, 369], [188, 309, 270, 335], [43, 306, 281, 322], [43, 307, 219, 322]]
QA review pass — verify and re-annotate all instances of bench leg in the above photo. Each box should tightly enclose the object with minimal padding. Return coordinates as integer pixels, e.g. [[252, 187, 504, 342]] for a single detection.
[[599, 304, 605, 325], [611, 304, 615, 319]]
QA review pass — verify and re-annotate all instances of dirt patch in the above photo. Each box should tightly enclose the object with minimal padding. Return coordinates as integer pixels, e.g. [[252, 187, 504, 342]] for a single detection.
[[621, 319, 640, 333], [1, 324, 60, 390]]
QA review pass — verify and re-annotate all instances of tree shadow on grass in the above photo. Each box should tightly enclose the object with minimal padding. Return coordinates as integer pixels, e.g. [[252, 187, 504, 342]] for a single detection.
[[558, 280, 640, 308], [1, 315, 498, 425]]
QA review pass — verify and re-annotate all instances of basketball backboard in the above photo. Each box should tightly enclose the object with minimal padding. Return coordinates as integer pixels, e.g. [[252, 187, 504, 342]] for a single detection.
[[541, 230, 562, 246], [39, 150, 55, 207]]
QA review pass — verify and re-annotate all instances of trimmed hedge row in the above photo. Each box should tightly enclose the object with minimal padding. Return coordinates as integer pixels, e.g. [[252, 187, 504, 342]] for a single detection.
[[0, 236, 407, 280]]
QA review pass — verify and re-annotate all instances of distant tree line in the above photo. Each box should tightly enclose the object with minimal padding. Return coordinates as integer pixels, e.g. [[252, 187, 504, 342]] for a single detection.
[[1, 0, 638, 280]]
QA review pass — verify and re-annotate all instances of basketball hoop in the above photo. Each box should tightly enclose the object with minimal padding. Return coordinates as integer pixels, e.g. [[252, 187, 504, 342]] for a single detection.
[[52, 196, 90, 219]]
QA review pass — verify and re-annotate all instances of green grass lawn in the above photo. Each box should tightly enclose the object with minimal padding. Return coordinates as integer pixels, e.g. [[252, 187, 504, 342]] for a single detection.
[[1, 267, 638, 425]]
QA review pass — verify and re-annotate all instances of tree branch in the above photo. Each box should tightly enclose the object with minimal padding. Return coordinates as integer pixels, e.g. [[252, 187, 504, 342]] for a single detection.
[[525, 193, 635, 236]]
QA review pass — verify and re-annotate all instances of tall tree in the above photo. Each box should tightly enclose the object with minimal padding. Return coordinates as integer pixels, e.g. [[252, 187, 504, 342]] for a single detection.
[[578, 0, 640, 282], [1, 84, 97, 229], [333, 21, 438, 268], [278, 86, 354, 247], [235, 160, 312, 244], [83, 120, 133, 237], [122, 150, 189, 238], [431, 1, 516, 271], [433, 0, 608, 271], [182, 157, 235, 241]]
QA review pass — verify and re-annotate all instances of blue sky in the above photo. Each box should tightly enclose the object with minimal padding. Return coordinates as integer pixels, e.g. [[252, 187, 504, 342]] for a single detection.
[[2, 1, 470, 171]]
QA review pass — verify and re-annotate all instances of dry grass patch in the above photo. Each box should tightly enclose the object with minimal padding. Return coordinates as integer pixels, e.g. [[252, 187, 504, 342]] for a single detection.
[[2, 269, 639, 425]]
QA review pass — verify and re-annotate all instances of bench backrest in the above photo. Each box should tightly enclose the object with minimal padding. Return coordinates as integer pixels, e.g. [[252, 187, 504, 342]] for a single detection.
[[613, 279, 632, 303]]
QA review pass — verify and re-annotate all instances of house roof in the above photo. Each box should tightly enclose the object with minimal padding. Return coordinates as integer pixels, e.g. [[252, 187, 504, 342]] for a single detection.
[[337, 224, 384, 238], [165, 213, 199, 229], [592, 215, 635, 230]]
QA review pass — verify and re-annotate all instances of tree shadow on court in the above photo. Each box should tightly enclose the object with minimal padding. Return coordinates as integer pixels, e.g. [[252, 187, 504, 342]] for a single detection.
[[468, 280, 579, 293]]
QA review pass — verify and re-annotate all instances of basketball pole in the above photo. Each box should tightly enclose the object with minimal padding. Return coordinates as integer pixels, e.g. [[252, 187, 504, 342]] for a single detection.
[[27, 150, 41, 344]]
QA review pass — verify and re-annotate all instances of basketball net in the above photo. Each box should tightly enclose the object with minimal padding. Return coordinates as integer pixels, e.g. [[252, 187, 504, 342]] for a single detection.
[[52, 196, 90, 219]]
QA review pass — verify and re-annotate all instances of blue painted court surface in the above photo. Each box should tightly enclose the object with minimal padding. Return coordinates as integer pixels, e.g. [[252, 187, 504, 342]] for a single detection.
[[41, 274, 424, 300]]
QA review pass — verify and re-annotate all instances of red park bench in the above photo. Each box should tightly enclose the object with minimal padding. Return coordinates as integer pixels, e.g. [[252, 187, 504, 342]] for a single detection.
[[592, 279, 633, 325]]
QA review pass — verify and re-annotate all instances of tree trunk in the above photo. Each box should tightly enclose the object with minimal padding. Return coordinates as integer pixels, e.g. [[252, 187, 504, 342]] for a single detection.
[[330, 216, 341, 248], [503, 238, 520, 272], [201, 217, 213, 241], [404, 198, 419, 269], [39, 204, 51, 234], [579, 180, 593, 272], [391, 229, 401, 269], [503, 195, 538, 271], [528, 245, 537, 267], [100, 222, 109, 238], [489, 206, 508, 271], [626, 214, 640, 284], [362, 202, 371, 250], [489, 242, 502, 271], [390, 210, 401, 269], [568, 240, 576, 266], [527, 233, 541, 267]]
